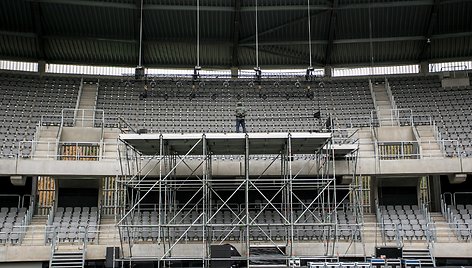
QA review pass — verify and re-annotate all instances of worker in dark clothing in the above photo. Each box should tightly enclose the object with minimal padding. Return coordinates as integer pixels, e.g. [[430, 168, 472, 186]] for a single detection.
[[235, 102, 247, 133]]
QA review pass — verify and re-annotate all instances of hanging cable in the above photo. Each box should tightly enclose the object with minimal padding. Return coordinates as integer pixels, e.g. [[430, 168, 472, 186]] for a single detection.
[[196, 0, 200, 68], [138, 0, 144, 67], [307, 0, 312, 68], [255, 0, 259, 68]]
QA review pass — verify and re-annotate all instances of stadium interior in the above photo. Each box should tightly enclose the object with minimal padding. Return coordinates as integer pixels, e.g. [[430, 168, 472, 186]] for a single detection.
[[1, 0, 472, 268]]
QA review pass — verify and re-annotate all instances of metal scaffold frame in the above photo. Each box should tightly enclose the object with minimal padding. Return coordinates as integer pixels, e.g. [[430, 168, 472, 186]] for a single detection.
[[115, 132, 360, 267]]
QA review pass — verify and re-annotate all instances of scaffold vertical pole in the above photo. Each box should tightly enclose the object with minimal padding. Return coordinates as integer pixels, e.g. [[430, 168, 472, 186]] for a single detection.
[[202, 134, 208, 267], [288, 133, 294, 261], [245, 133, 250, 268]]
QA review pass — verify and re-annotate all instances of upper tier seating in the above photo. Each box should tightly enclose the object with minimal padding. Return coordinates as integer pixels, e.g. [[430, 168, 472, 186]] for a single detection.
[[389, 75, 472, 156], [2, 72, 472, 157], [96, 78, 374, 133], [0, 74, 80, 158]]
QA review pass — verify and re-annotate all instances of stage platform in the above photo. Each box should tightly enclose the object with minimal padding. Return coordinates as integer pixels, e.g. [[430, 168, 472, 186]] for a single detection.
[[119, 132, 357, 158]]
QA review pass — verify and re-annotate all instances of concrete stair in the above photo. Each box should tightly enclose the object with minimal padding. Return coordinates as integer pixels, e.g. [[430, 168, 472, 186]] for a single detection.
[[75, 82, 98, 127], [430, 212, 459, 243], [372, 83, 397, 126], [33, 126, 59, 159], [102, 128, 120, 160], [361, 214, 384, 244], [357, 128, 375, 158], [416, 126, 443, 158], [97, 216, 120, 245], [21, 215, 48, 245]]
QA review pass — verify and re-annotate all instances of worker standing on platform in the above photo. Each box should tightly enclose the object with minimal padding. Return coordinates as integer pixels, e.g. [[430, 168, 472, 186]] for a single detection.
[[235, 102, 247, 133]]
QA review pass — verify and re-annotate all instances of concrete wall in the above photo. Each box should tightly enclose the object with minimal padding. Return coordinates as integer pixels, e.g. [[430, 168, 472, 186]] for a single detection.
[[0, 263, 43, 268], [376, 126, 415, 141], [441, 77, 470, 88], [61, 127, 101, 142], [0, 156, 470, 178]]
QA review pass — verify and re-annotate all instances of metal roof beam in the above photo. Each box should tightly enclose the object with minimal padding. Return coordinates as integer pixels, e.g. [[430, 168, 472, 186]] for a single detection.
[[0, 31, 37, 38], [27, 0, 136, 9], [240, 32, 472, 46], [40, 35, 137, 44], [246, 46, 312, 65], [4, 31, 469, 46], [324, 0, 338, 65], [231, 0, 242, 68], [240, 10, 327, 43], [26, 0, 469, 11], [30, 1, 45, 60], [418, 0, 440, 61], [240, 0, 469, 11], [27, 0, 234, 11]]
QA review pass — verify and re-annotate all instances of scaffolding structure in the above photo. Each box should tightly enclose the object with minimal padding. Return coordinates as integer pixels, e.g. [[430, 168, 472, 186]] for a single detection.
[[116, 132, 359, 267]]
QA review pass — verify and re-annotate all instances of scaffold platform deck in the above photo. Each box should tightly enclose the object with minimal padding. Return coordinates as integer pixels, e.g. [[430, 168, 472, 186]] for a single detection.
[[120, 132, 356, 157]]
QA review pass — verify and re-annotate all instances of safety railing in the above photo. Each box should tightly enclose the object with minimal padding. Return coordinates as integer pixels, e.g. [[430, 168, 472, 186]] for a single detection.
[[384, 78, 397, 111], [18, 140, 119, 160], [4, 220, 472, 247], [356, 139, 462, 159], [61, 108, 105, 128], [331, 128, 359, 145], [39, 114, 62, 127], [58, 141, 100, 161], [377, 141, 419, 160], [370, 108, 414, 127]]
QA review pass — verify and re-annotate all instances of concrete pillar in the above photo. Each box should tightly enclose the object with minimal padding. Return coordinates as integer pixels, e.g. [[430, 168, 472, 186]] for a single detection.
[[324, 66, 332, 78], [429, 175, 442, 212], [38, 60, 46, 77], [370, 176, 378, 213], [420, 61, 430, 75], [231, 67, 238, 79]]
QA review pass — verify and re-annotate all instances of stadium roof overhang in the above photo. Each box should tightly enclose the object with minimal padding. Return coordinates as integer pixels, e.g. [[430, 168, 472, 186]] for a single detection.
[[1, 0, 471, 68]]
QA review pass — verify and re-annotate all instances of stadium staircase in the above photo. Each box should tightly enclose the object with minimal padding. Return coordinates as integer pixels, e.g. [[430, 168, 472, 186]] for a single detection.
[[22, 215, 48, 246], [101, 128, 120, 160], [75, 81, 98, 127], [415, 126, 443, 158], [430, 212, 458, 242], [33, 126, 60, 159], [402, 248, 435, 267], [50, 249, 85, 268], [371, 81, 396, 126], [97, 216, 119, 245], [357, 128, 376, 159]]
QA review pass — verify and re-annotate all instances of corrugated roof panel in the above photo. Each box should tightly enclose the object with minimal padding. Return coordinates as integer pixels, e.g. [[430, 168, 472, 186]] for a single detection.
[[45, 39, 137, 65], [145, 41, 232, 67], [237, 44, 324, 68], [0, 0, 33, 32], [239, 9, 330, 43], [145, 9, 232, 40], [145, 10, 196, 39], [335, 8, 369, 39], [146, 0, 234, 7], [370, 6, 430, 37], [430, 36, 472, 60], [330, 40, 423, 65], [41, 3, 135, 39], [0, 35, 38, 60], [436, 1, 472, 35]]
